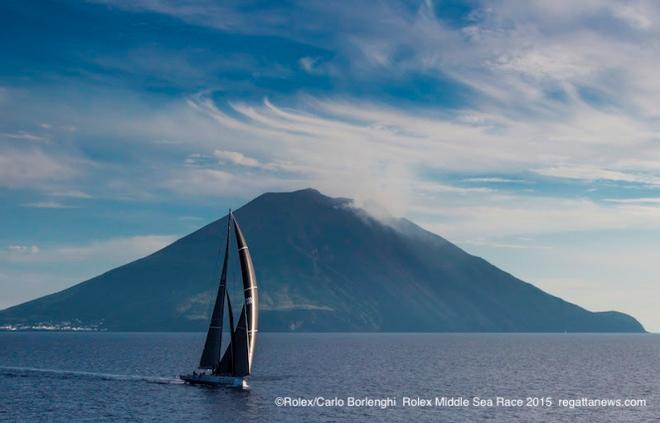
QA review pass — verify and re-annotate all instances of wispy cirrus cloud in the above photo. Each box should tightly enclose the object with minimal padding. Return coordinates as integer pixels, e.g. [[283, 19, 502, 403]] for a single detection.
[[99, 0, 660, 116], [1, 235, 177, 266], [21, 201, 75, 209], [0, 147, 76, 189], [2, 131, 47, 142], [178, 93, 660, 202], [463, 177, 529, 184], [534, 166, 660, 186], [603, 197, 660, 204], [5, 245, 40, 254], [47, 190, 92, 199]]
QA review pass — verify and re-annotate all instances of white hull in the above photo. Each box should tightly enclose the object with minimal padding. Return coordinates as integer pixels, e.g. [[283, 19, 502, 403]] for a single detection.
[[179, 373, 248, 389]]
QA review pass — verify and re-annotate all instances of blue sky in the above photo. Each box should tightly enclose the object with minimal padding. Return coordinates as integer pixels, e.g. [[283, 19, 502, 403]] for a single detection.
[[2, 0, 660, 330]]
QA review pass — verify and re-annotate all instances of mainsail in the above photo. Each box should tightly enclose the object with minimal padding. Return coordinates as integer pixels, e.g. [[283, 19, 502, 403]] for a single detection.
[[197, 211, 259, 377], [198, 215, 231, 369]]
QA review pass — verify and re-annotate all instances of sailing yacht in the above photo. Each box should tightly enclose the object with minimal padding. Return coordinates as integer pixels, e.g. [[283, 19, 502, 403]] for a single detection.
[[180, 211, 258, 389]]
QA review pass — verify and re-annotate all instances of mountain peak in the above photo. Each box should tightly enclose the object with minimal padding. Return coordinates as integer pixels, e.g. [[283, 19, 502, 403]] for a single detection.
[[261, 187, 324, 198], [245, 187, 349, 213]]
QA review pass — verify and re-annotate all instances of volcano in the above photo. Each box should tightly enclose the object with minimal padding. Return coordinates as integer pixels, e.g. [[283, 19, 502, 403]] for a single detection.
[[0, 189, 644, 332]]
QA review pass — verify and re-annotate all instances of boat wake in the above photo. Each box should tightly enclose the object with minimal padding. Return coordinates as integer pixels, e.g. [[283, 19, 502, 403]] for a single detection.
[[0, 365, 184, 385]]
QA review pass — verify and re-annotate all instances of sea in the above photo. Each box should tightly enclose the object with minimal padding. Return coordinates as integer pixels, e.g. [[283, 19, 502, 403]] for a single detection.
[[0, 332, 658, 422]]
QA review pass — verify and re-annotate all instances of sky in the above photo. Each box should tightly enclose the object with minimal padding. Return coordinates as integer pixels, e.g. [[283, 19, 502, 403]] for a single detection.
[[1, 0, 660, 331]]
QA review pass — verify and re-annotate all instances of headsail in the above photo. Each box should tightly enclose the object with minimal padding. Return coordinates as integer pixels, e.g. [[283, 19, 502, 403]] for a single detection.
[[233, 214, 259, 375], [198, 212, 232, 369]]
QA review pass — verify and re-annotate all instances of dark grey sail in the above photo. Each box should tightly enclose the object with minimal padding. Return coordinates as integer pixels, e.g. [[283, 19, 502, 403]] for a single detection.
[[227, 306, 250, 376], [215, 291, 235, 375], [198, 214, 231, 369], [233, 214, 259, 375]]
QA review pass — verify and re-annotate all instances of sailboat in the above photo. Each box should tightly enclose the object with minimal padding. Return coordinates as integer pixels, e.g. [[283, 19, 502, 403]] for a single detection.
[[180, 211, 258, 389]]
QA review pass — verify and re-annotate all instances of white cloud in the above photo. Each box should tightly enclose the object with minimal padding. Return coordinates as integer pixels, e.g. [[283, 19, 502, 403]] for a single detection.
[[1, 235, 177, 264], [604, 197, 660, 204], [298, 56, 319, 73], [48, 190, 92, 199], [6, 245, 40, 254], [612, 3, 654, 30], [165, 166, 305, 199], [0, 148, 75, 189], [214, 150, 262, 168], [414, 180, 493, 195], [410, 193, 660, 241], [2, 131, 46, 142], [463, 177, 529, 184], [22, 201, 75, 209], [534, 166, 660, 186]]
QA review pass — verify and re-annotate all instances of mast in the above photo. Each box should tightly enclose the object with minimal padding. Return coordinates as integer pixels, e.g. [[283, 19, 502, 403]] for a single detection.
[[198, 210, 232, 369]]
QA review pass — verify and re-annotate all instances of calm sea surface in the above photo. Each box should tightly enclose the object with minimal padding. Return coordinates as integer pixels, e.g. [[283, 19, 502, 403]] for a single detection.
[[0, 333, 658, 422]]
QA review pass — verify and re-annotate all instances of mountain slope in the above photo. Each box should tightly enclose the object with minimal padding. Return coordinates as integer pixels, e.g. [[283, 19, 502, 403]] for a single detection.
[[0, 189, 644, 332]]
